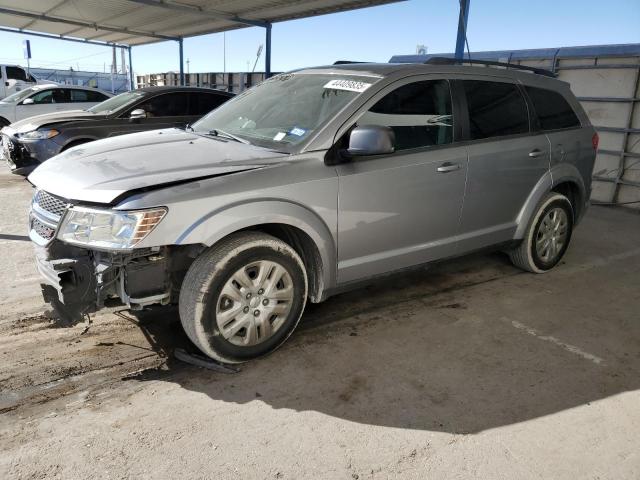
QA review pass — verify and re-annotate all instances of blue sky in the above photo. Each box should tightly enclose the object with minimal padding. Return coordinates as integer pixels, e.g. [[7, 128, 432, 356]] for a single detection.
[[0, 0, 638, 75]]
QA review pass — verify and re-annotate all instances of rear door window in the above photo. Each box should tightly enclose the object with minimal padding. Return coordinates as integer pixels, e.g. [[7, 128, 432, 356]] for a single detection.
[[52, 88, 71, 103], [70, 89, 90, 102], [189, 92, 229, 115], [135, 92, 190, 117], [525, 86, 581, 130], [86, 90, 110, 102], [359, 79, 453, 151], [462, 80, 529, 140]]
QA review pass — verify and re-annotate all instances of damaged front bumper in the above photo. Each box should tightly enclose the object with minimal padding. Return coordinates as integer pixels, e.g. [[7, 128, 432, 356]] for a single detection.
[[29, 189, 196, 322], [35, 240, 173, 321]]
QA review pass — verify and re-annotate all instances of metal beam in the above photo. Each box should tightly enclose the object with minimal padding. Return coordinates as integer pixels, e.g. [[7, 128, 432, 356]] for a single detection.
[[577, 96, 640, 103], [455, 0, 470, 61], [0, 6, 178, 42], [598, 149, 640, 159], [125, 0, 268, 28], [0, 26, 127, 48], [265, 23, 272, 78], [556, 64, 640, 71], [178, 38, 185, 86], [128, 46, 134, 90], [21, 0, 71, 30]]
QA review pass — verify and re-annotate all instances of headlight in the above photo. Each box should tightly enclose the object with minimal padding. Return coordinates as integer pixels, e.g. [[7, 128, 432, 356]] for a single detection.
[[19, 129, 59, 140], [58, 206, 167, 250]]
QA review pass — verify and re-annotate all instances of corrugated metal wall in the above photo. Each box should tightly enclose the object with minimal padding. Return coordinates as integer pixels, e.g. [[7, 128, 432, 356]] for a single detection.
[[136, 72, 275, 94], [391, 45, 640, 210], [31, 68, 130, 94]]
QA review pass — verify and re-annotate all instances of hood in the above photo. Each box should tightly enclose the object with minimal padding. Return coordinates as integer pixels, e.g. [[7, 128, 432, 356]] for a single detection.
[[9, 110, 104, 133], [28, 128, 284, 204]]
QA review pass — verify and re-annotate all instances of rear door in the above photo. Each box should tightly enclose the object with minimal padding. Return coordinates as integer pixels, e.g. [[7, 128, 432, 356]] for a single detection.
[[336, 77, 468, 283], [523, 85, 594, 192], [456, 78, 550, 252]]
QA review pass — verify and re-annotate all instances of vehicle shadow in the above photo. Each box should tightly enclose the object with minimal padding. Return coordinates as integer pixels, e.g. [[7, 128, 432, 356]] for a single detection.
[[130, 250, 640, 434]]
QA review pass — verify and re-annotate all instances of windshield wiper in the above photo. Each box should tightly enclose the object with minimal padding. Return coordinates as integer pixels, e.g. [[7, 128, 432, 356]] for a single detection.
[[206, 129, 250, 144]]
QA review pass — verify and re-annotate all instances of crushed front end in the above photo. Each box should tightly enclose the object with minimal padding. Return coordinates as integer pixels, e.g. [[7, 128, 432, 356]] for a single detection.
[[29, 189, 194, 323]]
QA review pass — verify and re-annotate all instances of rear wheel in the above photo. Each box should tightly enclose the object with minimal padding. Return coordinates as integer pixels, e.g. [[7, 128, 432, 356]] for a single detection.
[[509, 192, 573, 273], [179, 232, 308, 363]]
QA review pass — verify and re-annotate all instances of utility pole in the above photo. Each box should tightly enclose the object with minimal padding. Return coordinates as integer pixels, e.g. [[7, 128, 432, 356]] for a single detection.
[[110, 45, 116, 93], [121, 48, 126, 75]]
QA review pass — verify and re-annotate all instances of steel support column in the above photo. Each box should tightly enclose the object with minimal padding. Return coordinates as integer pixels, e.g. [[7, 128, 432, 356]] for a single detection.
[[265, 23, 272, 78], [128, 46, 134, 90], [178, 38, 185, 86], [455, 0, 470, 61]]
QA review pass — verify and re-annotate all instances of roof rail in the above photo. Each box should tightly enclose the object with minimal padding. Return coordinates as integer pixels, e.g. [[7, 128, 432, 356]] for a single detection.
[[333, 60, 366, 65], [424, 57, 557, 77]]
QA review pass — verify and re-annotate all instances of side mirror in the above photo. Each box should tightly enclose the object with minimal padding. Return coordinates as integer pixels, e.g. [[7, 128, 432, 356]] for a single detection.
[[21, 98, 34, 105], [129, 108, 146, 120], [345, 125, 395, 157]]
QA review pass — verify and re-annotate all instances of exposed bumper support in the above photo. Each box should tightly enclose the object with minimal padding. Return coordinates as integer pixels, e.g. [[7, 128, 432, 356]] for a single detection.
[[34, 242, 179, 321]]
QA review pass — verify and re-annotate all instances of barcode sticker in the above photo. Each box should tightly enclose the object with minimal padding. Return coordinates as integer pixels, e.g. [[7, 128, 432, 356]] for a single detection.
[[323, 79, 372, 93]]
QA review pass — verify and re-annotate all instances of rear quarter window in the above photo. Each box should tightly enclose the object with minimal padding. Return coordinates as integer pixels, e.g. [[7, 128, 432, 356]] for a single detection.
[[525, 86, 581, 131]]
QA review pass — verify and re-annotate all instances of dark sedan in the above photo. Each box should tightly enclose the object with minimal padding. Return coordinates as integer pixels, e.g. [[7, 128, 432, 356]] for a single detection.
[[0, 86, 234, 175]]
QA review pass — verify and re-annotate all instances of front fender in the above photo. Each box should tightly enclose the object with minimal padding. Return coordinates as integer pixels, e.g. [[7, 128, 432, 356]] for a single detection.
[[175, 199, 337, 292]]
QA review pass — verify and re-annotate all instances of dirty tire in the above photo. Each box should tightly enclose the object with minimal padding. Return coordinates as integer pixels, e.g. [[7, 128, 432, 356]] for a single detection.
[[509, 192, 574, 273], [179, 232, 308, 364]]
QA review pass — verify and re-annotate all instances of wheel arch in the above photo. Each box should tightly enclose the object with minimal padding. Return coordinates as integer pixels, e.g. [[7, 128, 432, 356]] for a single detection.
[[0, 116, 10, 127], [549, 163, 587, 224], [175, 200, 336, 303], [515, 166, 586, 239], [61, 137, 96, 151]]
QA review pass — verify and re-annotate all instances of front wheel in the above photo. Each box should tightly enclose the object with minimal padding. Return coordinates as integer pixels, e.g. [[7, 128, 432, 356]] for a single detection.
[[179, 232, 308, 363], [509, 192, 574, 273]]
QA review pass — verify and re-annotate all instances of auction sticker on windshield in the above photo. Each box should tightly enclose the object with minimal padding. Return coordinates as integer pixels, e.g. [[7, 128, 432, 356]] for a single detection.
[[323, 79, 372, 93]]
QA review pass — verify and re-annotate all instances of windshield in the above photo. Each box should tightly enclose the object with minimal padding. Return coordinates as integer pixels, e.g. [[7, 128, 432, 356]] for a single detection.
[[191, 73, 380, 151], [87, 91, 145, 114], [1, 87, 40, 104]]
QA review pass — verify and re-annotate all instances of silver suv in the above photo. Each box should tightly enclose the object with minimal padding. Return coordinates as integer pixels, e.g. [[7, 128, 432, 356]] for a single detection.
[[27, 61, 597, 363]]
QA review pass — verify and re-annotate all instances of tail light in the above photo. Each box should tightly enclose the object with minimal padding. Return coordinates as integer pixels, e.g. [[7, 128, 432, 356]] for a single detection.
[[592, 132, 599, 151]]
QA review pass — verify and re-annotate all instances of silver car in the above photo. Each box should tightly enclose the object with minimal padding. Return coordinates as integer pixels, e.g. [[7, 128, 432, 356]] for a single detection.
[[27, 62, 597, 363]]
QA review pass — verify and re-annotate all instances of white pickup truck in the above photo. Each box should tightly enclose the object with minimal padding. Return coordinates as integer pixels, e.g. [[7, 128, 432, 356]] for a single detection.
[[0, 65, 40, 100]]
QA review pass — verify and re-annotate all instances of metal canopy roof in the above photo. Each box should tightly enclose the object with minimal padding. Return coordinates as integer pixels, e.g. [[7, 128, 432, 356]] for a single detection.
[[0, 0, 403, 46]]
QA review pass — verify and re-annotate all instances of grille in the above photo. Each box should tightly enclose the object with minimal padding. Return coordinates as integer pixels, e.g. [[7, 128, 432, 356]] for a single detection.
[[34, 190, 67, 218], [31, 216, 56, 241]]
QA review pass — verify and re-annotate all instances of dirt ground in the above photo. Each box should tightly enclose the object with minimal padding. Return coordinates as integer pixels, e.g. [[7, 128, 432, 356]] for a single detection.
[[1, 169, 639, 479]]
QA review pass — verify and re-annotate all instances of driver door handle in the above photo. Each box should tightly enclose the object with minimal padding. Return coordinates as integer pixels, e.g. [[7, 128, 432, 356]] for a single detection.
[[436, 162, 462, 173]]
